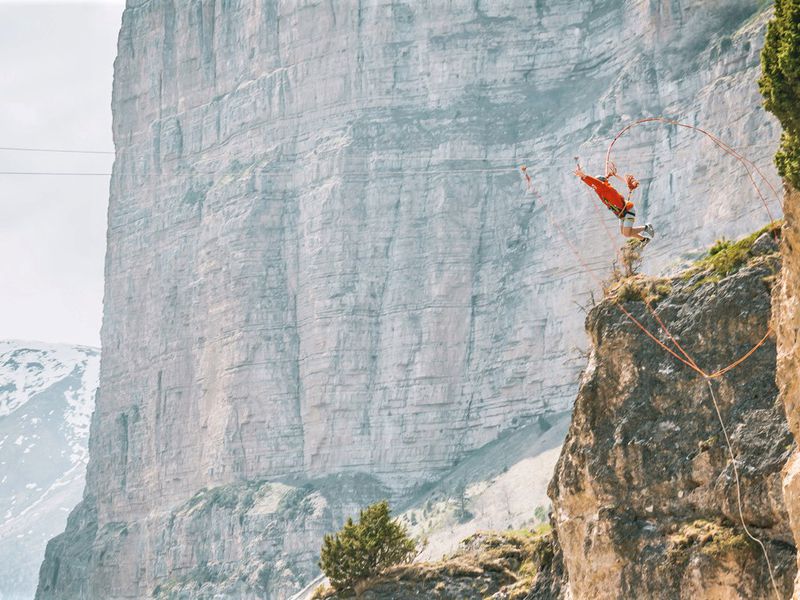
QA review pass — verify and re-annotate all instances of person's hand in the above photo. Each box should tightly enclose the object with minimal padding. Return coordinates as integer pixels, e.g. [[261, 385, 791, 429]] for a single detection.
[[606, 161, 617, 177], [574, 165, 585, 178]]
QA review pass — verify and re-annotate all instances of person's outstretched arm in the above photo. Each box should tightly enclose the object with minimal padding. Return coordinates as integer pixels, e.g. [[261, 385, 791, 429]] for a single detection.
[[577, 170, 610, 191], [607, 162, 628, 186], [575, 165, 604, 186]]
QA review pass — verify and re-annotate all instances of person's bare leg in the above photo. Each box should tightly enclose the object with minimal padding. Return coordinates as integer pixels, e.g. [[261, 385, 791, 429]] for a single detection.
[[621, 225, 647, 240]]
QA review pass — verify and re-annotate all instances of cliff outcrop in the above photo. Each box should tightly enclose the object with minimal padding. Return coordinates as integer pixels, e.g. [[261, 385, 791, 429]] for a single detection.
[[38, 1, 784, 598], [550, 232, 797, 599], [319, 529, 565, 600]]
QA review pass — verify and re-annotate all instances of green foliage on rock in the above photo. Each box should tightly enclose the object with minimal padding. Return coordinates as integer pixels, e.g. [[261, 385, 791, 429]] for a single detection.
[[684, 221, 781, 286], [760, 0, 800, 188], [533, 505, 548, 523], [667, 519, 754, 569], [318, 501, 416, 596]]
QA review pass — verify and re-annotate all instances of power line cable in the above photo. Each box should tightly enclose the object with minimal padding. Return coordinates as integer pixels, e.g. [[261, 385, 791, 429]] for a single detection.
[[0, 146, 113, 155], [0, 171, 111, 176]]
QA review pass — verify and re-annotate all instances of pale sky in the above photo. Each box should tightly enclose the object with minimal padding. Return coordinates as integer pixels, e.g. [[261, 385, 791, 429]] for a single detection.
[[0, 1, 123, 347]]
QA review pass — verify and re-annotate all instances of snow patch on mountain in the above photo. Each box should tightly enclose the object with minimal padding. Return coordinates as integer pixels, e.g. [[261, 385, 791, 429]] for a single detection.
[[0, 340, 99, 600], [0, 341, 98, 417]]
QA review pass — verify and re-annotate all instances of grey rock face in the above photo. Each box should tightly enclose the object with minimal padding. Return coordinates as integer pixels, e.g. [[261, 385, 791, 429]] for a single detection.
[[39, 1, 783, 598], [0, 341, 98, 600]]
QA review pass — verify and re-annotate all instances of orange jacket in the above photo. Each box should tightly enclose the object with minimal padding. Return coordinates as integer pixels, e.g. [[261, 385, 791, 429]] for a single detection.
[[580, 175, 632, 217]]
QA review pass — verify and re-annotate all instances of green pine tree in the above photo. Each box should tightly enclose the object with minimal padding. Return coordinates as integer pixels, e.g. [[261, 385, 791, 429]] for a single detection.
[[760, 0, 800, 188], [319, 501, 416, 596]]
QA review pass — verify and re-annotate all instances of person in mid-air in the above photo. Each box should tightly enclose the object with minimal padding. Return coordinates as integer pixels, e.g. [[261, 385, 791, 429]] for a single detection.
[[574, 161, 654, 243]]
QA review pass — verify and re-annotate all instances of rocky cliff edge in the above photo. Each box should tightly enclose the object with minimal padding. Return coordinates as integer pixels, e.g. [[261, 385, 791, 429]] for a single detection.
[[549, 228, 796, 599]]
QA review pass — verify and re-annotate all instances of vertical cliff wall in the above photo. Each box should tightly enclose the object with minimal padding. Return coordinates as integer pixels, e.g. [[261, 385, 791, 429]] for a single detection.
[[549, 235, 796, 599], [38, 1, 784, 598], [775, 187, 800, 599]]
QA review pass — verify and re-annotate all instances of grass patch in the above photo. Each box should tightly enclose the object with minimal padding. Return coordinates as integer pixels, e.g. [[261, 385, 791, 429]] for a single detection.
[[683, 221, 781, 286], [310, 584, 335, 599], [488, 529, 557, 600], [607, 275, 672, 304], [396, 529, 555, 598], [603, 239, 672, 304], [668, 519, 754, 564], [322, 528, 558, 598]]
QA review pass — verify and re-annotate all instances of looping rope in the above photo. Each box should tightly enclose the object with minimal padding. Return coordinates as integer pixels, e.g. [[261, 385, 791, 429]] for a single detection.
[[526, 115, 784, 598], [601, 117, 781, 379]]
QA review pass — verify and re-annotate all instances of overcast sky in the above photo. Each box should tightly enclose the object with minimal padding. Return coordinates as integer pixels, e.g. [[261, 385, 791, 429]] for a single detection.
[[0, 0, 123, 347]]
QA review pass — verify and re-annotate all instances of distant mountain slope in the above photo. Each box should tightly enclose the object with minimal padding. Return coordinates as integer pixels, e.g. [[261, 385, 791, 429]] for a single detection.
[[0, 341, 98, 600]]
